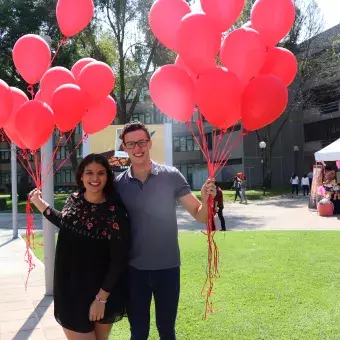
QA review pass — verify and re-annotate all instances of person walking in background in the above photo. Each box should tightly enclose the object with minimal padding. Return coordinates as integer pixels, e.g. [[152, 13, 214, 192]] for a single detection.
[[290, 173, 299, 197], [240, 175, 248, 204], [301, 174, 310, 196], [212, 182, 226, 231], [307, 169, 313, 188], [233, 175, 242, 203]]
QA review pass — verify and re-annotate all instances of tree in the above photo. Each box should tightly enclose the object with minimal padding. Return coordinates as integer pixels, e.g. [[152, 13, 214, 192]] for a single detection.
[[96, 0, 192, 123]]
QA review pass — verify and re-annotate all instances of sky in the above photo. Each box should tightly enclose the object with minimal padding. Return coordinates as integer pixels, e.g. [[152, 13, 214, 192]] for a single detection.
[[315, 0, 340, 30]]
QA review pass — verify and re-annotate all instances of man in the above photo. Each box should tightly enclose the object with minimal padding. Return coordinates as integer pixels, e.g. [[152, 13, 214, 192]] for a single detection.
[[114, 121, 216, 340], [308, 169, 313, 188], [212, 182, 226, 231]]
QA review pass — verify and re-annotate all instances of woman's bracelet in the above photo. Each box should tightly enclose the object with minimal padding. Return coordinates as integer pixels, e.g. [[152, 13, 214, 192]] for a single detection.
[[95, 295, 107, 304]]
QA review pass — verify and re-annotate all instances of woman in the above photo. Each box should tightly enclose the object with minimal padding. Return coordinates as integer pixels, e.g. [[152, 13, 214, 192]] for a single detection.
[[233, 175, 242, 203], [29, 154, 130, 340], [301, 173, 310, 196], [290, 173, 299, 197], [240, 175, 248, 204]]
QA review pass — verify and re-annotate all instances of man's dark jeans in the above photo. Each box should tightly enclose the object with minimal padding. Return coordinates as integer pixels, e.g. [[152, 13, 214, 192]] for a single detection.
[[128, 266, 180, 340]]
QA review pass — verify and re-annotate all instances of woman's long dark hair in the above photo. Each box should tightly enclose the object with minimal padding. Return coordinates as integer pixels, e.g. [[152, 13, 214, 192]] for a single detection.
[[76, 154, 115, 196]]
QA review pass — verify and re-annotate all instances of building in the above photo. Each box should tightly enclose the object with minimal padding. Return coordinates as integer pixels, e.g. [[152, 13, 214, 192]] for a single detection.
[[300, 24, 340, 170]]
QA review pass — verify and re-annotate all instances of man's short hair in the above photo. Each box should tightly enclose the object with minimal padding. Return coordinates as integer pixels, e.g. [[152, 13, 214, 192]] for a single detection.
[[119, 121, 151, 142]]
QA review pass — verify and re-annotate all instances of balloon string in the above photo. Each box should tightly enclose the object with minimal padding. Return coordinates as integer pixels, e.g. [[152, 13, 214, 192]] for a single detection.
[[50, 36, 67, 67], [27, 85, 35, 100]]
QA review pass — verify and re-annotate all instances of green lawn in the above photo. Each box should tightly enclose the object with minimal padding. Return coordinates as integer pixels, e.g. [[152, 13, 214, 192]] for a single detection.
[[1, 194, 69, 213], [193, 187, 291, 202], [27, 231, 340, 339]]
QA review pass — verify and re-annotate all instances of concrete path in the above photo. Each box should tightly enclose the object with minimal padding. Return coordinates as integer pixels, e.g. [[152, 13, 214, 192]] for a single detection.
[[0, 230, 66, 340], [0, 194, 339, 339], [177, 195, 340, 231]]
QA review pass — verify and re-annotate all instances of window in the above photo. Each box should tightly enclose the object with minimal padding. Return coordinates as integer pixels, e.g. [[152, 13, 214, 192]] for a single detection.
[[173, 137, 180, 152], [173, 136, 200, 152], [0, 151, 10, 161], [55, 169, 75, 185], [0, 172, 11, 185], [56, 146, 69, 160], [305, 117, 340, 143], [75, 124, 82, 134], [132, 111, 153, 124], [76, 145, 83, 159], [227, 158, 242, 165]]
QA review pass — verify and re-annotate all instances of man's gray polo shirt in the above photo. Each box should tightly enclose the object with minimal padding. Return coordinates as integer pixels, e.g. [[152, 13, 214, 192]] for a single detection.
[[114, 161, 191, 270]]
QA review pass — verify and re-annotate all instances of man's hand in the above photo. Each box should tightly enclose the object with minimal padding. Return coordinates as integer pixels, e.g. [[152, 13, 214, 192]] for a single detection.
[[201, 178, 216, 205]]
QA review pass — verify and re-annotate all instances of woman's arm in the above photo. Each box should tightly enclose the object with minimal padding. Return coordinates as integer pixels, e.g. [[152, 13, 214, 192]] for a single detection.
[[29, 189, 72, 229]]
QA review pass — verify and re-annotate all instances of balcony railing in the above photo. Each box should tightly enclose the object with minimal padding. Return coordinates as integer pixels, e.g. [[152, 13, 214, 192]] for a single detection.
[[320, 101, 339, 115]]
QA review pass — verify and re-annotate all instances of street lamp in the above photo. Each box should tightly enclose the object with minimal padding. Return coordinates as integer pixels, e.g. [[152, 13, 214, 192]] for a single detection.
[[259, 141, 267, 195], [293, 145, 299, 174]]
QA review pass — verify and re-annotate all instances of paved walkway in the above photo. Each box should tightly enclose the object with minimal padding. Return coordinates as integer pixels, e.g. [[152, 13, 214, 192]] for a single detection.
[[0, 230, 65, 340], [0, 195, 339, 339]]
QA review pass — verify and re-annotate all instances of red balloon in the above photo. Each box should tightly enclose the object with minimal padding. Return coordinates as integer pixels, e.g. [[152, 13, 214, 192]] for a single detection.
[[56, 0, 94, 37], [149, 0, 191, 52], [175, 55, 216, 83], [177, 13, 221, 74], [52, 84, 86, 132], [40, 67, 76, 105], [196, 67, 243, 128], [12, 34, 51, 84], [78, 61, 115, 102], [4, 87, 28, 133], [251, 0, 295, 47], [35, 90, 42, 101], [0, 80, 13, 128], [220, 28, 266, 83], [201, 0, 245, 32], [4, 128, 27, 149], [150, 65, 195, 122], [242, 75, 288, 131], [82, 96, 117, 134], [260, 47, 298, 86], [71, 58, 96, 82], [15, 101, 55, 150]]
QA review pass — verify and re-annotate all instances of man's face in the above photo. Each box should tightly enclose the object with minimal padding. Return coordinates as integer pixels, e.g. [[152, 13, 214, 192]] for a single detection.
[[122, 130, 152, 166]]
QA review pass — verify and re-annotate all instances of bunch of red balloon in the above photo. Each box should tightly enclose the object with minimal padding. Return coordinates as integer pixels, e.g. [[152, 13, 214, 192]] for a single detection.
[[149, 0, 298, 132], [0, 0, 117, 153], [149, 0, 298, 318]]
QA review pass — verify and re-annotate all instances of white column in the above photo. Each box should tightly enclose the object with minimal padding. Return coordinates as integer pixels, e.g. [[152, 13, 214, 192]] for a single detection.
[[164, 123, 173, 166], [41, 136, 55, 296], [11, 143, 18, 239]]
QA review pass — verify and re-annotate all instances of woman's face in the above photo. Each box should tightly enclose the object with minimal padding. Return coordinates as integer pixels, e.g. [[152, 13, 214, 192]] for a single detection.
[[81, 162, 108, 194]]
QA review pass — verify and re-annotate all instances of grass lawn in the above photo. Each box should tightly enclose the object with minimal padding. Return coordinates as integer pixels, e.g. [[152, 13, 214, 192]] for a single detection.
[[1, 194, 69, 213], [27, 231, 340, 339], [193, 187, 291, 202]]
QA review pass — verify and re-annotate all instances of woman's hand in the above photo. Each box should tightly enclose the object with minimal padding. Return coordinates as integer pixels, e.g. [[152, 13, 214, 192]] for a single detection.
[[28, 188, 49, 213], [89, 299, 105, 322], [29, 188, 42, 205]]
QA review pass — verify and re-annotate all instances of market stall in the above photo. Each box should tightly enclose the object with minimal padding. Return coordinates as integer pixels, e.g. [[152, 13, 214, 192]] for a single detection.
[[312, 139, 340, 215]]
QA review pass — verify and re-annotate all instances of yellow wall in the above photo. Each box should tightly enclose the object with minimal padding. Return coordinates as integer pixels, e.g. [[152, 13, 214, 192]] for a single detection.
[[89, 124, 166, 164]]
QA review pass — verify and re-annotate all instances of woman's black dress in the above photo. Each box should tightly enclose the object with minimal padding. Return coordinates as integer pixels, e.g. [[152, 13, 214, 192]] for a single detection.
[[43, 191, 129, 333]]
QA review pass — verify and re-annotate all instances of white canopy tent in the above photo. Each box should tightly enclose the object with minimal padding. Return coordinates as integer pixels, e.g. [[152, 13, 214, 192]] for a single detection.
[[315, 138, 340, 162]]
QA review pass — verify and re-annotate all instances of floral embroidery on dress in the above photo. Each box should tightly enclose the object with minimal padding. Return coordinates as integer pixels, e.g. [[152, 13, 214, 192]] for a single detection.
[[56, 193, 122, 240]]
